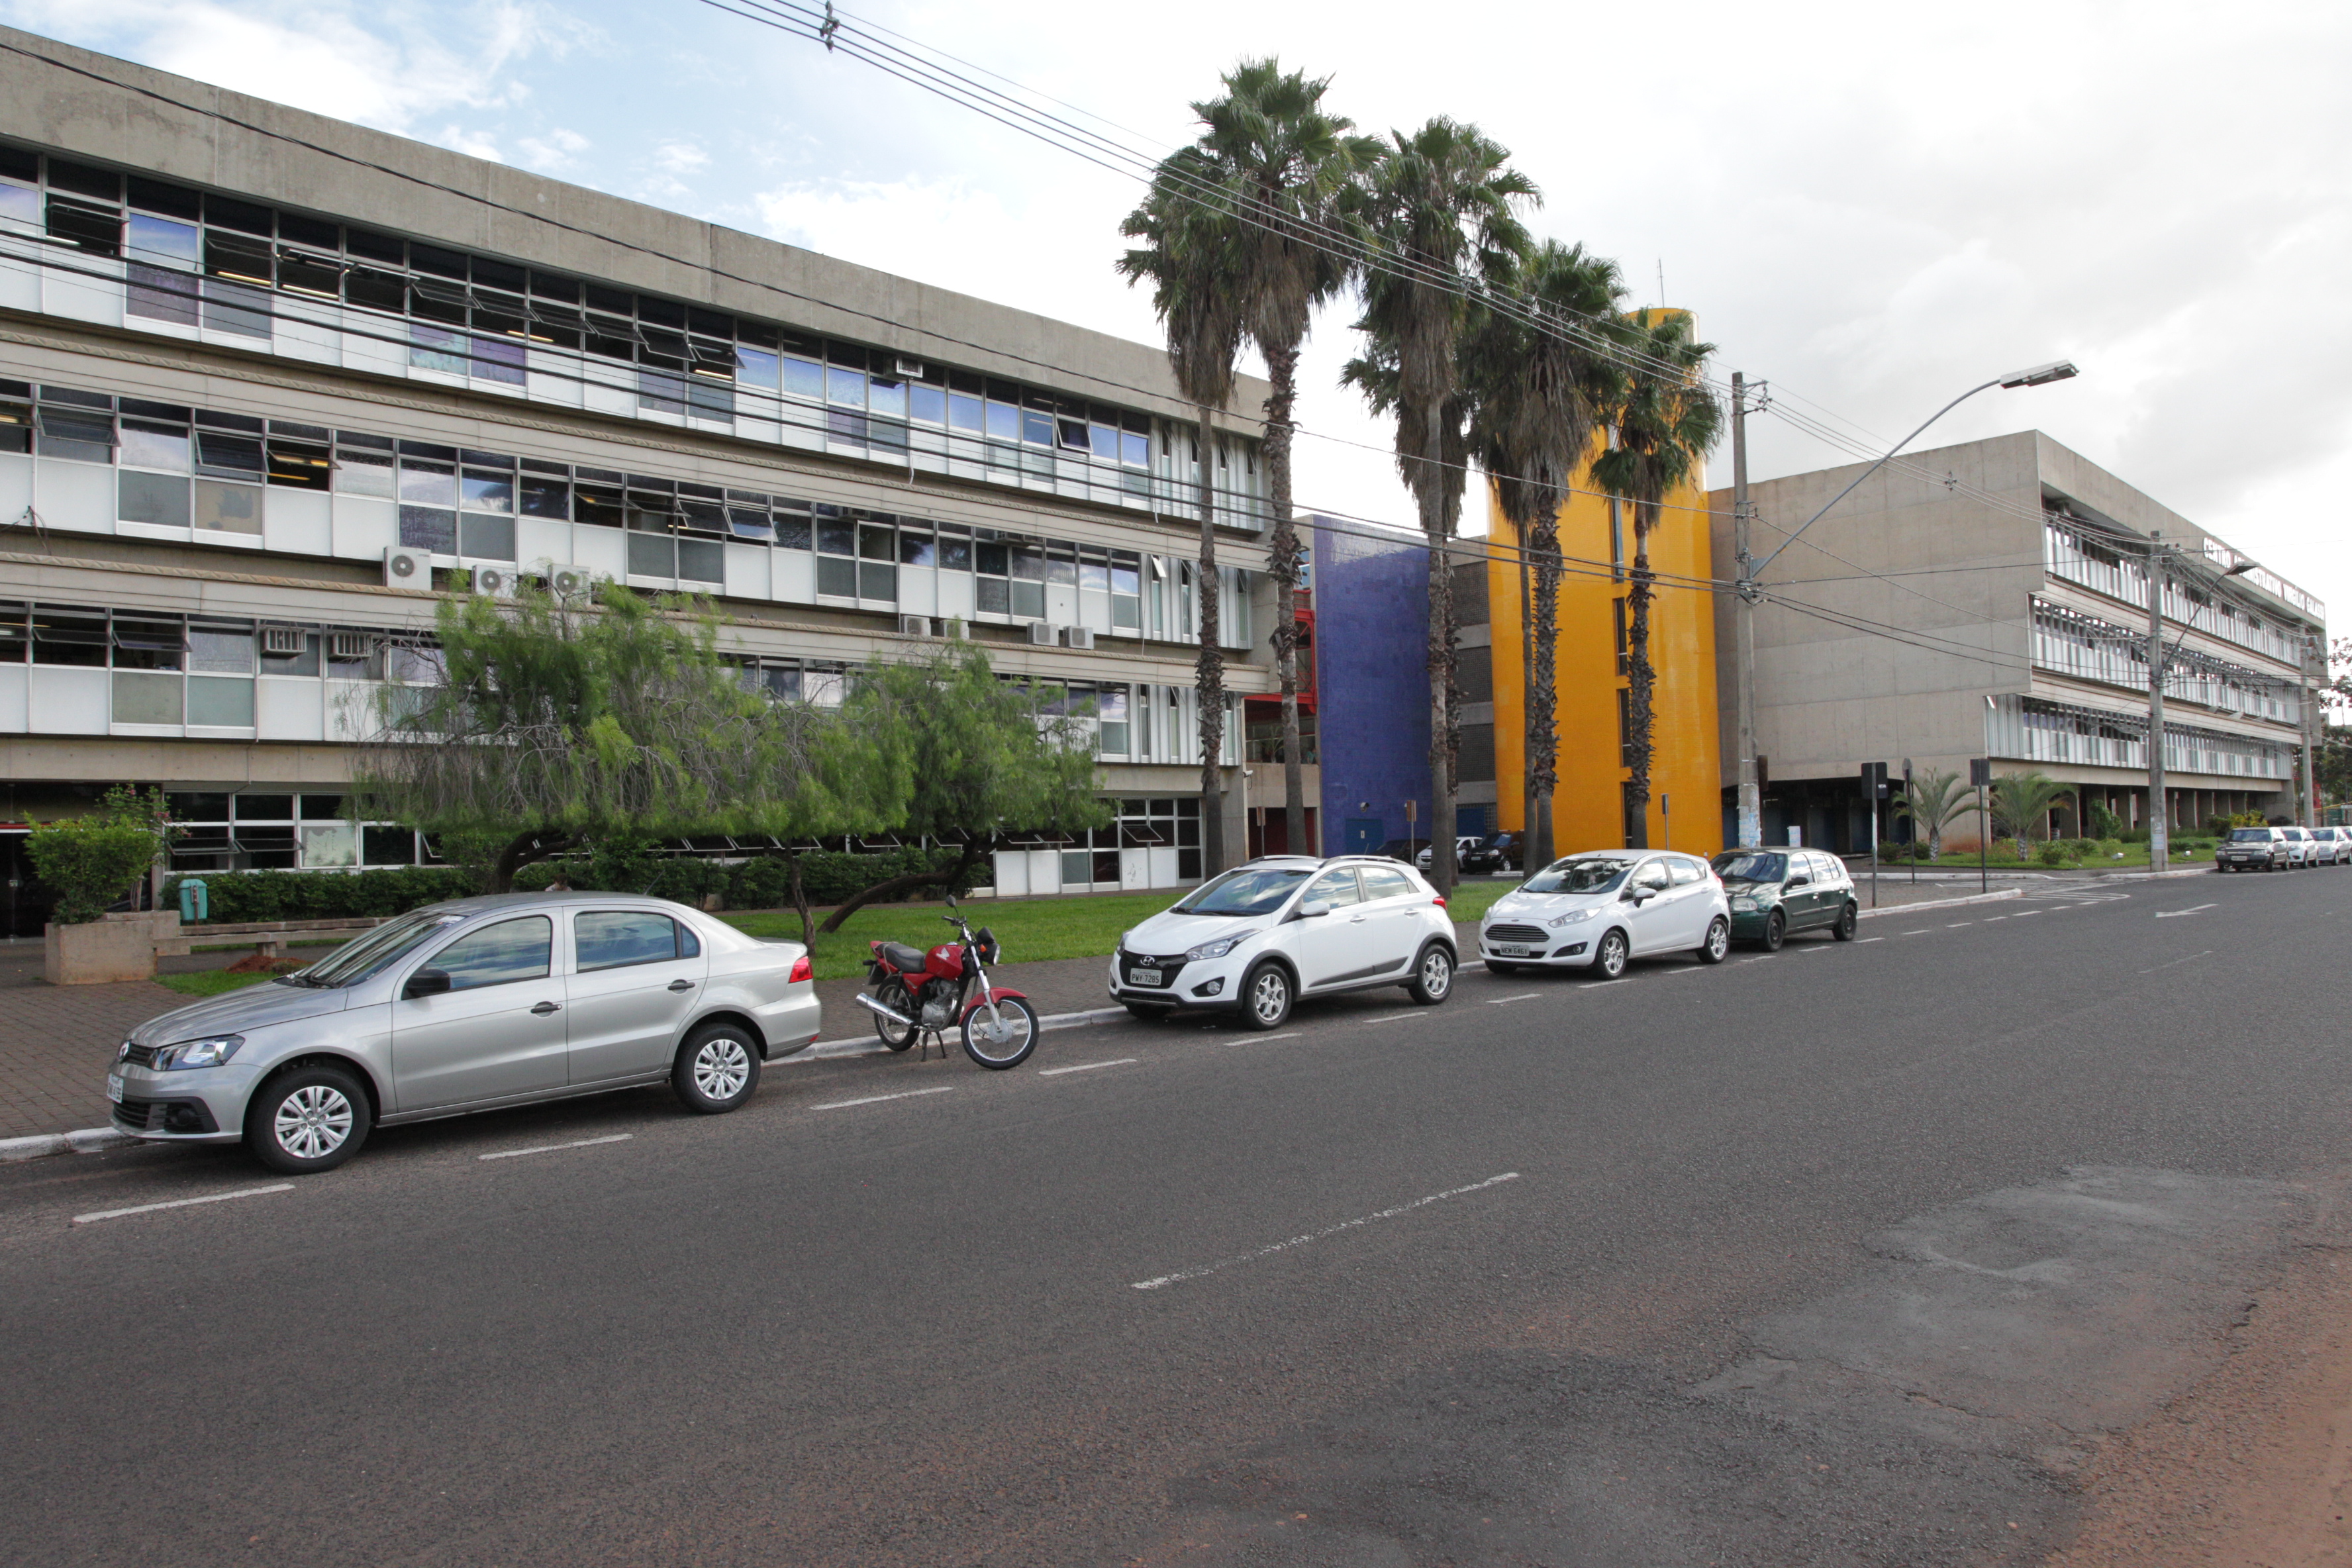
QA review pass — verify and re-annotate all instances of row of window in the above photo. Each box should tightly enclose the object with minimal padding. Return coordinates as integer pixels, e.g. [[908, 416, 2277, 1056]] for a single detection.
[[2030, 599, 2298, 723], [2043, 518, 2310, 665], [2000, 696, 2289, 779]]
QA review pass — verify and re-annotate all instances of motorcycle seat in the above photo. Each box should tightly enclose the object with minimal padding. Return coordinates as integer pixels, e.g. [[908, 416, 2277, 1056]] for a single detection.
[[877, 942, 929, 975]]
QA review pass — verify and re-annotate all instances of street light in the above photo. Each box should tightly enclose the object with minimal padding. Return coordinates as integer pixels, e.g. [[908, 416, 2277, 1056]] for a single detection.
[[1728, 359, 2081, 847]]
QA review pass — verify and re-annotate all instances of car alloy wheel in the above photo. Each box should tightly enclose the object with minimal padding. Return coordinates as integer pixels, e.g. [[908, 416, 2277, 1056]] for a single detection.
[[1408, 944, 1454, 1003], [1595, 930, 1629, 980], [1242, 962, 1292, 1030], [693, 1037, 752, 1100], [674, 1023, 761, 1114], [244, 1063, 371, 1175], [1698, 917, 1730, 963], [275, 1084, 353, 1161]]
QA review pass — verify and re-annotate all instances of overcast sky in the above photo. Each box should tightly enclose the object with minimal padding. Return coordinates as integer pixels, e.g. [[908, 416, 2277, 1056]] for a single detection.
[[11, 0, 2349, 624]]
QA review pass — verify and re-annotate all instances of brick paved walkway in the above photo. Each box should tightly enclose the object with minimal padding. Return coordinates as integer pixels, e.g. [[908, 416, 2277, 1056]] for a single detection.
[[0, 946, 187, 1140]]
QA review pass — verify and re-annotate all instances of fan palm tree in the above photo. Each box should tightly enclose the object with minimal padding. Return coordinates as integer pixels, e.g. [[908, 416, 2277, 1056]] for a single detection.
[[1462, 241, 1628, 869], [1990, 770, 2076, 859], [1345, 118, 1536, 894], [1589, 312, 1720, 848], [1180, 61, 1377, 858], [1892, 765, 1973, 858], [1121, 146, 1248, 877]]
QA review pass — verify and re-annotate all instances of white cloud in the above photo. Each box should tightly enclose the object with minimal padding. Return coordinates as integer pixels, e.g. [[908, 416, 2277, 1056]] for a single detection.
[[654, 142, 710, 175], [516, 128, 590, 172], [436, 125, 503, 163]]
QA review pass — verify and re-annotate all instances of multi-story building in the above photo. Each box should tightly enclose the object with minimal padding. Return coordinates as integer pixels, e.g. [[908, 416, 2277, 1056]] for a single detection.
[[0, 27, 1294, 932], [1708, 429, 2322, 850]]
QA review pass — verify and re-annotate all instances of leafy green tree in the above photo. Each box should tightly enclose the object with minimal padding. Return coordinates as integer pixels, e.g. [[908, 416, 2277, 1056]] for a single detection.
[[354, 584, 894, 895], [1589, 312, 1721, 848], [815, 650, 1111, 933], [26, 786, 173, 925], [1989, 770, 2076, 860], [1463, 241, 1628, 869], [1892, 766, 1973, 859], [1121, 139, 1248, 879], [1346, 118, 1536, 894]]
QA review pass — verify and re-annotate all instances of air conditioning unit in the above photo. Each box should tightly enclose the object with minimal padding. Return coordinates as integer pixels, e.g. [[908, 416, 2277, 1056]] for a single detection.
[[1026, 622, 1058, 646], [328, 631, 373, 662], [383, 546, 430, 588], [470, 565, 516, 597], [897, 614, 934, 638], [548, 565, 594, 598], [942, 616, 968, 641], [894, 356, 926, 379], [1063, 626, 1096, 650], [260, 626, 305, 656]]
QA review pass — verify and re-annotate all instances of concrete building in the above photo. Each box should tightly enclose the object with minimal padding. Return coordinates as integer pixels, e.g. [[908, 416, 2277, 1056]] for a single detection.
[[0, 26, 1297, 932], [1708, 429, 2322, 850]]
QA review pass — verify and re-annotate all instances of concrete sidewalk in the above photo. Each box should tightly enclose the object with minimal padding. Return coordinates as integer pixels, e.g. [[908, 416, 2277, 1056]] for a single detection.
[[0, 946, 189, 1142]]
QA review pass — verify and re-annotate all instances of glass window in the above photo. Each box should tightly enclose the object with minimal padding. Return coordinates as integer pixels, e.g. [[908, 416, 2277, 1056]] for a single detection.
[[938, 532, 972, 571], [1632, 861, 1673, 892], [826, 366, 865, 407], [266, 440, 332, 490], [37, 407, 114, 462], [781, 355, 823, 400], [398, 506, 456, 553], [189, 626, 254, 673], [817, 519, 856, 556], [727, 507, 774, 542], [1360, 867, 1419, 902], [1173, 865, 1313, 916], [425, 915, 553, 991], [125, 213, 197, 267], [949, 392, 983, 432], [574, 911, 684, 971], [867, 377, 906, 418], [187, 676, 254, 727], [399, 461, 457, 507], [627, 533, 675, 577], [858, 523, 894, 560], [460, 514, 516, 560], [899, 529, 934, 567], [193, 481, 263, 535], [1710, 852, 1787, 886], [985, 397, 1020, 443], [46, 196, 120, 256], [335, 448, 395, 497], [119, 471, 189, 528], [0, 181, 34, 226], [1022, 409, 1054, 447], [1121, 430, 1149, 467], [460, 470, 513, 512], [1524, 856, 1636, 895], [911, 383, 946, 424], [112, 671, 182, 725], [1668, 858, 1704, 886], [736, 348, 779, 391], [519, 476, 569, 518], [677, 539, 723, 583], [1306, 869, 1365, 909], [362, 825, 418, 865]]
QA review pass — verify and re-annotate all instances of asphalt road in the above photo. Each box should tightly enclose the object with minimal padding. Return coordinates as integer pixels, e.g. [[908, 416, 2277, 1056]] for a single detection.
[[3, 868, 2347, 1567]]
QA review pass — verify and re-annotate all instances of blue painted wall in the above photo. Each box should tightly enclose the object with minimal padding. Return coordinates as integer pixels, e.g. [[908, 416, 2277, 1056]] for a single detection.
[[1311, 516, 1432, 856]]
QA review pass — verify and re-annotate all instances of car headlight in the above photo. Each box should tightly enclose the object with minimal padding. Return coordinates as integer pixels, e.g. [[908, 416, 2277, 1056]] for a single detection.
[[1545, 907, 1601, 928], [151, 1034, 244, 1071], [1730, 895, 1760, 911], [1184, 935, 1250, 961]]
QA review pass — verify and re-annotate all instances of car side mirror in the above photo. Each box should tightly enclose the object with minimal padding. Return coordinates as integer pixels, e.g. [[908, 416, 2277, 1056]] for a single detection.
[[1787, 875, 1810, 888], [1626, 887, 1654, 905], [1300, 899, 1332, 918], [404, 967, 452, 1000]]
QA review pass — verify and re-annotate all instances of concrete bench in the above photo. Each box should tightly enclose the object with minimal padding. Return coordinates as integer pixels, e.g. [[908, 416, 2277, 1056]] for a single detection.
[[156, 916, 389, 961]]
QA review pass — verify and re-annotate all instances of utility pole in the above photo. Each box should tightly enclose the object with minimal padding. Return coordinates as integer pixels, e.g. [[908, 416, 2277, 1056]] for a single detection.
[[1731, 372, 1761, 849], [2302, 634, 2323, 827], [2146, 532, 2169, 868]]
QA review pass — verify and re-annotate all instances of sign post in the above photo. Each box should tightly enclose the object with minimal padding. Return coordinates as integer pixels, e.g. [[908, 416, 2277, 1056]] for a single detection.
[[1861, 762, 1888, 909], [1902, 758, 1916, 886], [1970, 758, 1992, 894]]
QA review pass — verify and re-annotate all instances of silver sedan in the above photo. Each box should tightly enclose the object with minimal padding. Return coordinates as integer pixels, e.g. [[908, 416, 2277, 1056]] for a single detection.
[[105, 892, 822, 1173]]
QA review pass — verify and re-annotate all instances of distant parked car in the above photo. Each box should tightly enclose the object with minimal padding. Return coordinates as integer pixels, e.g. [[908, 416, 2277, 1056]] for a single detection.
[[1479, 850, 1730, 979], [2310, 826, 2350, 865], [1710, 849, 1860, 949], [2218, 826, 2290, 871], [2281, 826, 2320, 868], [1375, 837, 1433, 866], [1416, 835, 1484, 873], [1461, 832, 1522, 876]]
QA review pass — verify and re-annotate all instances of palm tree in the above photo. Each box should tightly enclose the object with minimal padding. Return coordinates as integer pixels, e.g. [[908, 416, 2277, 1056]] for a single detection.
[[1121, 146, 1247, 879], [1346, 119, 1536, 895], [1892, 765, 1973, 858], [1990, 770, 2077, 859], [1463, 241, 1628, 869], [1589, 312, 1720, 849], [1181, 61, 1377, 858]]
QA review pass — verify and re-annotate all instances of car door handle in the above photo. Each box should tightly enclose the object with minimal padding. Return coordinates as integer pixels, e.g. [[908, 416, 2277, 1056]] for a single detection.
[[530, 1001, 561, 1015], [668, 979, 696, 992]]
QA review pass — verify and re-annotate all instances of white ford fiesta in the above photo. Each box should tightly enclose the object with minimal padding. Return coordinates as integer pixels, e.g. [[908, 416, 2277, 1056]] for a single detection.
[[1478, 850, 1731, 979], [1107, 856, 1458, 1030]]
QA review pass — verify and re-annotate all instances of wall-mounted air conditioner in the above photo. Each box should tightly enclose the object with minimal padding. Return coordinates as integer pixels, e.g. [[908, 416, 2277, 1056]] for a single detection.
[[897, 614, 934, 638], [942, 616, 968, 641], [383, 546, 430, 589], [549, 565, 594, 598], [471, 565, 516, 597], [1063, 626, 1096, 650], [261, 626, 305, 656], [328, 631, 373, 662], [1026, 622, 1058, 646], [894, 357, 926, 379]]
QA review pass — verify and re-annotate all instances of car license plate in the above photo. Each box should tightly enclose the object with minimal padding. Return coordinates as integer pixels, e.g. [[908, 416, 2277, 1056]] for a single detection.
[[1128, 967, 1165, 988], [1494, 945, 1534, 958], [106, 1073, 124, 1103]]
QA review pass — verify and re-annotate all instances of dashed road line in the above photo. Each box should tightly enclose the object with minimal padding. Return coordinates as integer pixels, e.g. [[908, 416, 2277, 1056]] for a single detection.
[[1900, 929, 1932, 937], [2139, 950, 2213, 974], [74, 1183, 293, 1225], [1485, 992, 1544, 1004], [1360, 1012, 1424, 1024], [1214, 1031, 1301, 1045], [1947, 921, 1973, 928], [1130, 1172, 1522, 1291], [1037, 1058, 1137, 1077], [1856, 937, 1886, 944], [480, 1134, 632, 1161], [809, 1086, 956, 1112]]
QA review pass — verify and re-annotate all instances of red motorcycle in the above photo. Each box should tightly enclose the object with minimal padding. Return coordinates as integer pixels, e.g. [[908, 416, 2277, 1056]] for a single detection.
[[854, 896, 1039, 1069]]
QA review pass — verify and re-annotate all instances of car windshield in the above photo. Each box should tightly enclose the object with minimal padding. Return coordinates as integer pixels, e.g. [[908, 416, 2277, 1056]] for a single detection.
[[1523, 857, 1635, 895], [2231, 828, 2273, 842], [1710, 852, 1788, 885], [291, 910, 466, 987], [1172, 866, 1314, 917]]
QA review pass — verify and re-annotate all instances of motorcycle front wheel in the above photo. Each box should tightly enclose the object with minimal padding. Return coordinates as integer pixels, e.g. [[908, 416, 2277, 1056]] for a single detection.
[[961, 996, 1040, 1069], [871, 979, 918, 1052]]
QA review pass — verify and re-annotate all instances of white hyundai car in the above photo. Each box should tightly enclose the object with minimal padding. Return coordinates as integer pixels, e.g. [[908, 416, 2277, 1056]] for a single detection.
[[1108, 856, 1457, 1030], [1478, 850, 1732, 979]]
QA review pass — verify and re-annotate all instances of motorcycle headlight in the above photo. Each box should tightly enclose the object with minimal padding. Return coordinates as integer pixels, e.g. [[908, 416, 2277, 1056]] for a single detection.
[[1545, 906, 1601, 928], [151, 1034, 244, 1071], [1184, 934, 1250, 961]]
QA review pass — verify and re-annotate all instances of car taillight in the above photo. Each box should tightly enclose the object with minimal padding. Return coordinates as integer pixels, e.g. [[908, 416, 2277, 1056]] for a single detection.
[[788, 954, 812, 983]]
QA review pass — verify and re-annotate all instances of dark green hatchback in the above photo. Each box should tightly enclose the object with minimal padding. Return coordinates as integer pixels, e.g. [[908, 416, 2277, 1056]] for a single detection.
[[1708, 849, 1860, 950]]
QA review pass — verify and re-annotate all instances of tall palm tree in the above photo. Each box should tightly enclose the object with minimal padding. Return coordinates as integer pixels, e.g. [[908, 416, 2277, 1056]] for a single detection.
[[1893, 765, 1973, 858], [1990, 770, 2076, 859], [1463, 241, 1628, 869], [1121, 148, 1247, 879], [1182, 61, 1377, 858], [1590, 312, 1720, 849], [1346, 119, 1536, 895]]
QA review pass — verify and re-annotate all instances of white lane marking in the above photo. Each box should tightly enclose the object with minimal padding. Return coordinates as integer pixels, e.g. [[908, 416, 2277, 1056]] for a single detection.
[[74, 1183, 293, 1225], [1486, 992, 1544, 1004], [1361, 1012, 1422, 1024], [1735, 956, 1771, 965], [1900, 930, 1933, 937], [479, 1134, 632, 1161], [2014, 910, 2041, 917], [2139, 950, 2213, 974], [1946, 921, 1974, 928], [1857, 937, 1886, 944], [808, 1086, 956, 1112], [1216, 1032, 1301, 1045], [1131, 1173, 1522, 1291], [2155, 903, 2219, 920], [1984, 914, 2008, 921], [1037, 1057, 1137, 1077]]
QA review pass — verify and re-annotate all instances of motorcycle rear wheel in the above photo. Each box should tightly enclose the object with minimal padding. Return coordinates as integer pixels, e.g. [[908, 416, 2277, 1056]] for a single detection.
[[961, 997, 1040, 1069], [871, 979, 918, 1052]]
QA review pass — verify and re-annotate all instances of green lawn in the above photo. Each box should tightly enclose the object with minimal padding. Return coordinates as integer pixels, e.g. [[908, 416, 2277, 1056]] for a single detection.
[[1875, 843, 2218, 871], [725, 877, 1526, 981], [156, 969, 279, 999]]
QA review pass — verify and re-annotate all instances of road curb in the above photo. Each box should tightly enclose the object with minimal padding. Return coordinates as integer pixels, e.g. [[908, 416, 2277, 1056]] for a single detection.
[[0, 1126, 136, 1163], [1857, 887, 2024, 918]]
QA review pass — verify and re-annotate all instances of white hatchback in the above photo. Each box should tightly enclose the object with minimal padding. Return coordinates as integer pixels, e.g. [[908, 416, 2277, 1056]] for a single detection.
[[1479, 850, 1732, 979], [1108, 856, 1458, 1030]]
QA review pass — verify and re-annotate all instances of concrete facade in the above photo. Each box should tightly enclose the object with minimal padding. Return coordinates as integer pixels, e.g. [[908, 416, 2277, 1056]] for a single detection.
[[0, 24, 1287, 929], [1709, 429, 2323, 850]]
